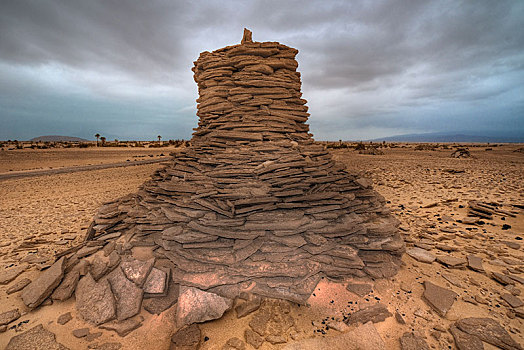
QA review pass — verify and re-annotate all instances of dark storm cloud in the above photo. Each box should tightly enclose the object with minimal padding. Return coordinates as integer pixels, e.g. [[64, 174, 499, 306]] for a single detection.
[[0, 0, 523, 140]]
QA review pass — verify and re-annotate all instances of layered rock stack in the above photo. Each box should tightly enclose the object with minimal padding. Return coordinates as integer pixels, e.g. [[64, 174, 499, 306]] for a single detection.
[[20, 30, 404, 324]]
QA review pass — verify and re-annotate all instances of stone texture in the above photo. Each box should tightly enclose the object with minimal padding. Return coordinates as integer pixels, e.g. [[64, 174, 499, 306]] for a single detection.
[[6, 324, 69, 350], [399, 332, 430, 350], [283, 321, 385, 350], [76, 273, 116, 325], [502, 293, 524, 308], [57, 312, 72, 325], [99, 318, 143, 337], [346, 282, 373, 297], [22, 257, 65, 308], [170, 324, 201, 350], [6, 277, 31, 294], [107, 268, 143, 321], [450, 324, 484, 350], [120, 258, 155, 287], [143, 278, 179, 315], [0, 265, 27, 285], [423, 281, 458, 317], [143, 267, 167, 296], [346, 303, 392, 325], [176, 286, 233, 326], [245, 328, 264, 349], [455, 317, 521, 350], [467, 255, 484, 272], [0, 308, 20, 326], [235, 295, 262, 318], [223, 337, 246, 350], [51, 270, 79, 301], [73, 328, 90, 338], [406, 247, 435, 263]]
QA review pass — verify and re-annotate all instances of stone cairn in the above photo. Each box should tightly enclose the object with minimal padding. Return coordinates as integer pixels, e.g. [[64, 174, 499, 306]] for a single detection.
[[19, 29, 404, 329]]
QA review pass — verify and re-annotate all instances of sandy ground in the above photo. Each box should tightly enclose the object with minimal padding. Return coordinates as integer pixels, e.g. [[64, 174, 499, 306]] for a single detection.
[[0, 144, 522, 349]]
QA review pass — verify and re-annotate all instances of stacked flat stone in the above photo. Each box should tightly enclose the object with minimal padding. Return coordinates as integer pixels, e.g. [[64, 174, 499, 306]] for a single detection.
[[84, 29, 404, 303], [22, 30, 404, 318]]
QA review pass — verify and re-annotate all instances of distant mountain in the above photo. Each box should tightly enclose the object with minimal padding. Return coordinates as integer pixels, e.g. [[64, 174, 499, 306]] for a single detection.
[[29, 135, 89, 142], [368, 132, 524, 143]]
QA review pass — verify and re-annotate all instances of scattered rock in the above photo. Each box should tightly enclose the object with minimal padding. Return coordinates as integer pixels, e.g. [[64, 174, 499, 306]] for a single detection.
[[399, 332, 430, 350], [99, 318, 142, 337], [346, 282, 373, 297], [6, 324, 69, 350], [456, 317, 521, 350], [283, 321, 385, 350], [73, 328, 90, 338], [86, 332, 103, 342], [6, 277, 31, 294], [406, 247, 435, 263], [249, 308, 271, 335], [346, 303, 392, 325], [170, 324, 201, 350], [0, 308, 20, 326], [395, 311, 406, 324], [245, 328, 264, 349], [423, 281, 458, 317], [21, 257, 65, 308], [266, 335, 286, 345], [223, 337, 246, 350], [76, 273, 116, 325], [436, 255, 466, 268], [176, 286, 233, 327], [57, 312, 72, 325]]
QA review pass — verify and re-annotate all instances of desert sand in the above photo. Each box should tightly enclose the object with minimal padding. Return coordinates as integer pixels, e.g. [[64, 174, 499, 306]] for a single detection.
[[0, 143, 522, 349]]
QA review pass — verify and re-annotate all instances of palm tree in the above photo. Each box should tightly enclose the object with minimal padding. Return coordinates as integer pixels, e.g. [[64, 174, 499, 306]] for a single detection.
[[95, 133, 100, 147], [100, 136, 106, 147]]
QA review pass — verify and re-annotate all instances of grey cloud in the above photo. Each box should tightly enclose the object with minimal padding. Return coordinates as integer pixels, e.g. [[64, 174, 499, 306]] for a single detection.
[[0, 0, 523, 140]]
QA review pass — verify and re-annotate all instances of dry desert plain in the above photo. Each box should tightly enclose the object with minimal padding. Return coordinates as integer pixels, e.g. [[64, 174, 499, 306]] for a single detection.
[[0, 143, 523, 349]]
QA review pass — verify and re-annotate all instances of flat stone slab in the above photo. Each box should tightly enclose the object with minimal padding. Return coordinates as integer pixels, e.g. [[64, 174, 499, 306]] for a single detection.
[[436, 255, 467, 268], [143, 278, 179, 315], [52, 270, 79, 301], [99, 318, 143, 337], [6, 324, 69, 350], [0, 308, 20, 326], [450, 324, 484, 350], [108, 268, 143, 321], [57, 312, 72, 325], [284, 321, 385, 350], [423, 281, 458, 317], [176, 286, 233, 327], [400, 332, 430, 350], [0, 265, 27, 285], [143, 267, 167, 296], [501, 293, 524, 308], [22, 257, 65, 308], [346, 304, 392, 325], [406, 247, 435, 263], [346, 282, 373, 297], [6, 277, 31, 294], [455, 317, 521, 350], [76, 273, 116, 325], [467, 255, 484, 272], [120, 258, 155, 287], [170, 324, 201, 350]]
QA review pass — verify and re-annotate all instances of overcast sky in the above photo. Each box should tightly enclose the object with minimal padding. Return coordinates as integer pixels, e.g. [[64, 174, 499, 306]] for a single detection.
[[1, 0, 523, 141]]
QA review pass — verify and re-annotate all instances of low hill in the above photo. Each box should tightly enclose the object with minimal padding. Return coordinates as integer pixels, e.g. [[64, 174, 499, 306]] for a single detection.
[[29, 135, 89, 142]]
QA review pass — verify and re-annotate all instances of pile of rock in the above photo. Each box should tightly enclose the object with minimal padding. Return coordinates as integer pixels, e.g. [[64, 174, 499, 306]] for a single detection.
[[18, 29, 404, 330]]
